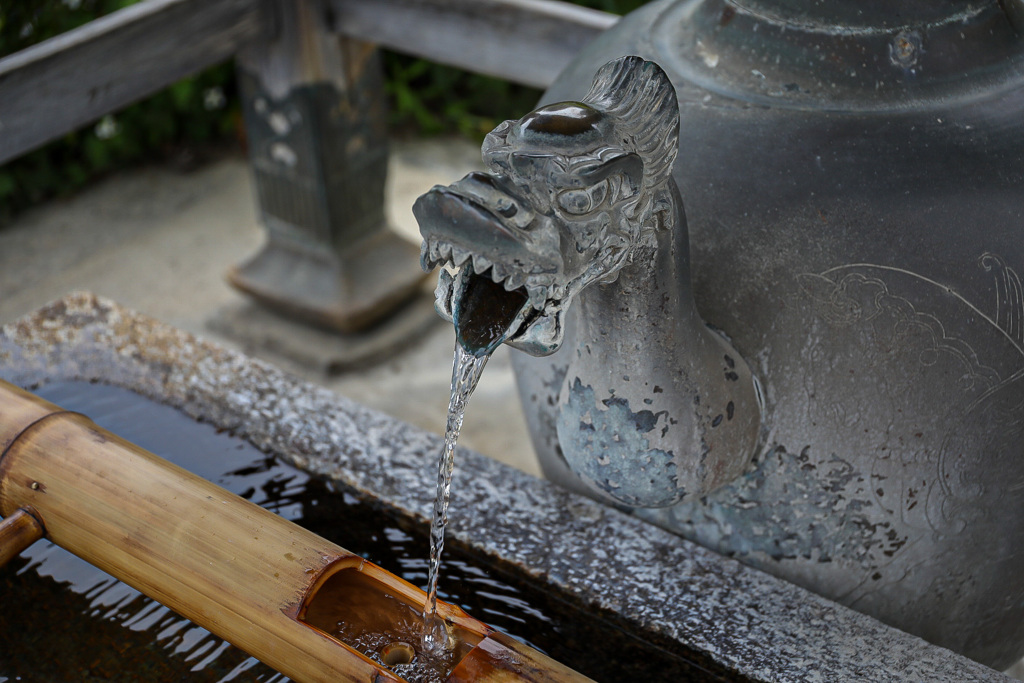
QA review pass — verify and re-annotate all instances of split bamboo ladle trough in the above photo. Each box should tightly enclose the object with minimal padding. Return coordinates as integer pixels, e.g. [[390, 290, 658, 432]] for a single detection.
[[0, 379, 591, 682]]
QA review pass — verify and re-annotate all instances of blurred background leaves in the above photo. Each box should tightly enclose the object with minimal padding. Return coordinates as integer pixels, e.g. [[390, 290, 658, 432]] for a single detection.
[[0, 0, 646, 223]]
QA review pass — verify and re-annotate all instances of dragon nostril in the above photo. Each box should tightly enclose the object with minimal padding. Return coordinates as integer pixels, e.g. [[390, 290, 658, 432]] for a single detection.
[[497, 201, 518, 218]]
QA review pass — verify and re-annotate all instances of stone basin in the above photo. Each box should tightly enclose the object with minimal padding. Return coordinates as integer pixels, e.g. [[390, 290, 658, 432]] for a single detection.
[[0, 293, 1010, 682]]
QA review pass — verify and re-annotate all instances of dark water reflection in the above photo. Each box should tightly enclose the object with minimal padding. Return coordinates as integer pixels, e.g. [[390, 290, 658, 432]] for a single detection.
[[0, 381, 726, 682]]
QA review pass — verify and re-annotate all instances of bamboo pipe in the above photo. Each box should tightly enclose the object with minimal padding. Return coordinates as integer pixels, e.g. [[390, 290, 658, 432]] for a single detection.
[[0, 379, 592, 682], [0, 507, 44, 568]]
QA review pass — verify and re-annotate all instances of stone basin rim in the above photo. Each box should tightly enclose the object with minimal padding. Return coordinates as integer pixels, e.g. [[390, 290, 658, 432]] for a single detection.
[[0, 291, 1009, 683]]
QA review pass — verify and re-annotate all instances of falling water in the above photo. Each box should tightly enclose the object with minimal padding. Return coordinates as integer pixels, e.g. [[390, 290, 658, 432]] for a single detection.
[[421, 342, 490, 654], [420, 264, 529, 654]]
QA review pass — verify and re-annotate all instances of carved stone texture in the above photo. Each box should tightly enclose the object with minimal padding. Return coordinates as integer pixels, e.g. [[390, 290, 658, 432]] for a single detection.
[[231, 0, 425, 332]]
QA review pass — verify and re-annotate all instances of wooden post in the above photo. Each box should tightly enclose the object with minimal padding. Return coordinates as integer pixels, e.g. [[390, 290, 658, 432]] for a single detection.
[[0, 380, 592, 682], [230, 0, 427, 332]]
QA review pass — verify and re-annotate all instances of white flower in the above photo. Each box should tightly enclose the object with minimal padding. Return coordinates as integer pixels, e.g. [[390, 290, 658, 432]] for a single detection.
[[95, 115, 120, 140], [203, 86, 226, 111]]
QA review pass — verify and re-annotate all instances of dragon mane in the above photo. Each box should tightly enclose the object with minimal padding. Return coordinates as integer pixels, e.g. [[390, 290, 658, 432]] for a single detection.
[[581, 56, 680, 195]]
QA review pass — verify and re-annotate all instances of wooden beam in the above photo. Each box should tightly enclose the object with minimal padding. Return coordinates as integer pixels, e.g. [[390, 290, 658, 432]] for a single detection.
[[329, 0, 619, 88], [0, 0, 266, 164]]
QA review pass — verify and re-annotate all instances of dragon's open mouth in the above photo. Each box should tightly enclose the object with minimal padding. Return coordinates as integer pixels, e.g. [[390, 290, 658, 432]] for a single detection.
[[415, 180, 572, 357], [422, 237, 564, 356]]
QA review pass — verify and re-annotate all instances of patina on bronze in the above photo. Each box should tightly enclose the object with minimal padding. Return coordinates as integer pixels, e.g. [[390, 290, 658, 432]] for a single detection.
[[415, 57, 762, 509], [416, 1, 1024, 669]]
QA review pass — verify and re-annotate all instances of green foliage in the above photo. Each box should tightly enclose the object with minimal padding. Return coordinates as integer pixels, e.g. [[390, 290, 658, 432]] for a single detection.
[[384, 0, 649, 138], [0, 0, 239, 223], [572, 0, 648, 13], [383, 54, 540, 139], [0, 0, 647, 222]]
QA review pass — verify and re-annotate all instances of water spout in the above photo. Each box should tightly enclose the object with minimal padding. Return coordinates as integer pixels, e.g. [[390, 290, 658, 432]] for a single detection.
[[415, 56, 762, 508]]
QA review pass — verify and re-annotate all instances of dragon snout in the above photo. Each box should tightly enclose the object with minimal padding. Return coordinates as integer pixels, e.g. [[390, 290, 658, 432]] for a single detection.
[[454, 172, 533, 225], [414, 184, 524, 260], [415, 171, 536, 248], [414, 172, 560, 281], [414, 172, 571, 358]]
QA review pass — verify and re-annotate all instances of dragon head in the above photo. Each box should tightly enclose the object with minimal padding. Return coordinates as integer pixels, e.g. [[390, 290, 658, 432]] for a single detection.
[[414, 56, 680, 356]]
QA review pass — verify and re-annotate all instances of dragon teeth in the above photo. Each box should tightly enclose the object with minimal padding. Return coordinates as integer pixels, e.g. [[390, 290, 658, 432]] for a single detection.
[[472, 254, 492, 274], [422, 241, 537, 299], [452, 246, 471, 266], [438, 242, 454, 264], [527, 285, 547, 309], [504, 270, 526, 291]]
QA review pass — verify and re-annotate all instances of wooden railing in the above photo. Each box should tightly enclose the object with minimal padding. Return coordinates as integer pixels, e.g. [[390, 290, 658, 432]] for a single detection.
[[0, 0, 616, 165], [328, 0, 617, 87], [0, 0, 264, 165], [0, 0, 617, 331]]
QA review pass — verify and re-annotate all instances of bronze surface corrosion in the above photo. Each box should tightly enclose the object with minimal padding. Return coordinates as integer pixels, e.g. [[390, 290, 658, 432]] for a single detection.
[[0, 379, 591, 683]]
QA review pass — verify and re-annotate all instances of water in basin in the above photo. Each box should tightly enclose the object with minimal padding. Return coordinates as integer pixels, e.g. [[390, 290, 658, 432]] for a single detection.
[[0, 380, 735, 682]]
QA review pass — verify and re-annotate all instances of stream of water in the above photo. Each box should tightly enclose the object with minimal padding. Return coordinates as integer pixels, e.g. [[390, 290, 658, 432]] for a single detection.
[[421, 343, 490, 655], [420, 267, 530, 654]]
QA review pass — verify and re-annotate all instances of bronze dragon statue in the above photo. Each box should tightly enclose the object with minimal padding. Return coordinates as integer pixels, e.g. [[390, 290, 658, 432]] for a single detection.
[[415, 56, 762, 508], [415, 53, 1024, 668]]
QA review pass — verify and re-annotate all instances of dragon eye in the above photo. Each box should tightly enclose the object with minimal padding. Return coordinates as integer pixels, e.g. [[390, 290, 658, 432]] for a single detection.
[[556, 180, 609, 216]]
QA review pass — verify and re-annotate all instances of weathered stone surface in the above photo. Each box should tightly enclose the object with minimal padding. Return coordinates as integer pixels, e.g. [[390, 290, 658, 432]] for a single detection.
[[0, 293, 1010, 682], [207, 292, 441, 374]]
